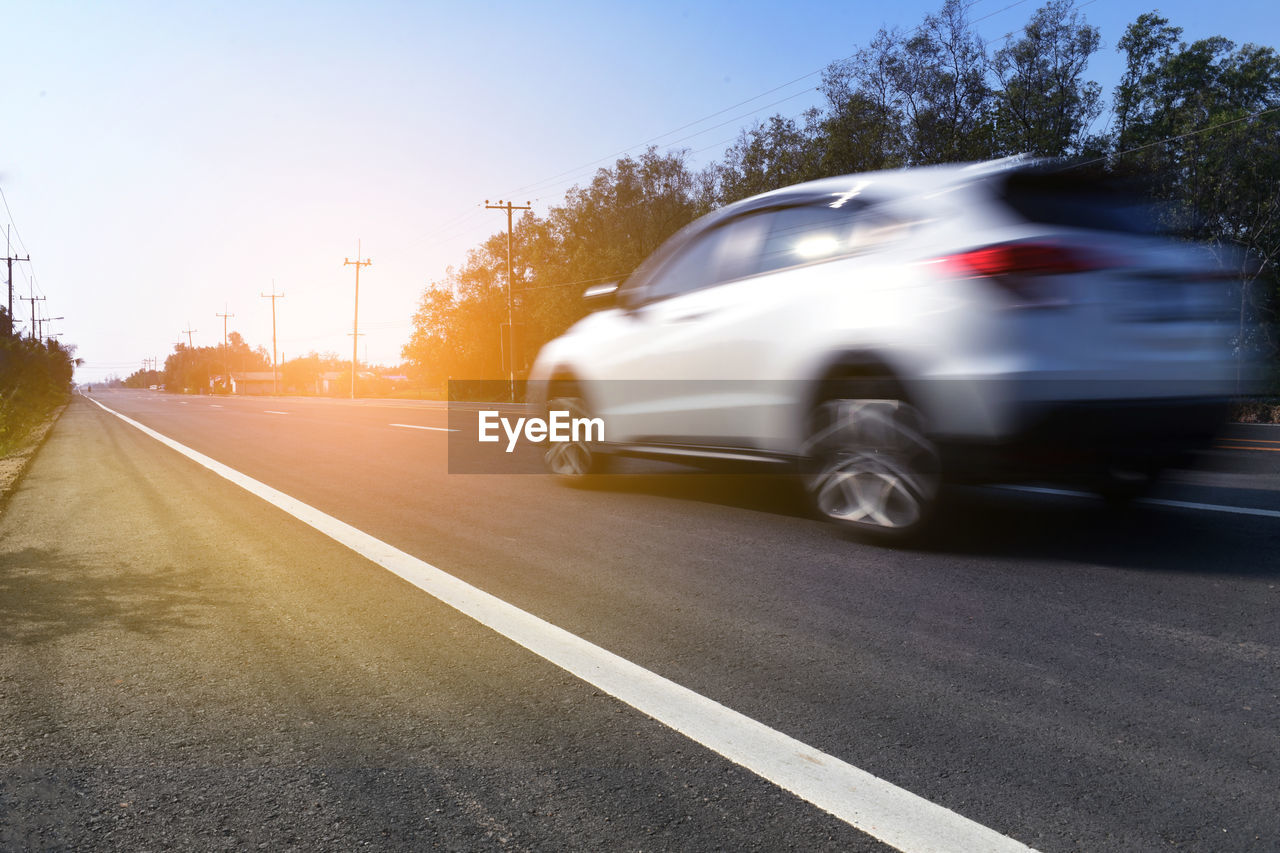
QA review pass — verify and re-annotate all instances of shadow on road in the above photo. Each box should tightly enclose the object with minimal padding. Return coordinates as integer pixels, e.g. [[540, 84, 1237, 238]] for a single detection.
[[573, 467, 1280, 578], [0, 547, 224, 644], [580, 469, 813, 520], [917, 488, 1280, 577]]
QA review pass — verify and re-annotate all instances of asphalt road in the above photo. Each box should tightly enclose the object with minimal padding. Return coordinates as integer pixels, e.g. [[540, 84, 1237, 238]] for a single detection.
[[2, 389, 1278, 851]]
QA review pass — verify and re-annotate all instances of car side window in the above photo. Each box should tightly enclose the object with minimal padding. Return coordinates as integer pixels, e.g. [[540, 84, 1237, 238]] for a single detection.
[[640, 215, 768, 303], [753, 203, 867, 274]]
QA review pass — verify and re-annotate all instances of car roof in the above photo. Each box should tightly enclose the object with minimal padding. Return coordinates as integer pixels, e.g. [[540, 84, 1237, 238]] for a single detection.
[[706, 154, 1049, 225], [622, 155, 1051, 290]]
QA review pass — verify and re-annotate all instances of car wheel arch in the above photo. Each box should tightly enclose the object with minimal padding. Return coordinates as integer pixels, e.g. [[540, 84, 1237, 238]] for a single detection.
[[805, 352, 918, 419]]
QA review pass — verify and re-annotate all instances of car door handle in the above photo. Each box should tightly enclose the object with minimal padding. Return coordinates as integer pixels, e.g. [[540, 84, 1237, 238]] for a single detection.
[[666, 310, 712, 323]]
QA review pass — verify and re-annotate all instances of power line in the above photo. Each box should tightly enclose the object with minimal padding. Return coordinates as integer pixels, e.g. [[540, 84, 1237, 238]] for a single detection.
[[410, 89, 826, 255], [516, 272, 626, 292], [412, 98, 827, 258], [504, 77, 829, 202], [1067, 104, 1280, 171], [520, 88, 821, 205], [983, 0, 1099, 48], [0, 189, 44, 302], [491, 0, 1045, 211], [421, 2, 1051, 262], [414, 1, 1028, 258], [0, 187, 30, 257], [499, 0, 1024, 207], [970, 0, 1034, 27]]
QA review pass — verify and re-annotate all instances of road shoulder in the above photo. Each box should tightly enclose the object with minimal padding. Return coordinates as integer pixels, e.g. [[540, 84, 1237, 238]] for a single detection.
[[0, 400, 68, 511]]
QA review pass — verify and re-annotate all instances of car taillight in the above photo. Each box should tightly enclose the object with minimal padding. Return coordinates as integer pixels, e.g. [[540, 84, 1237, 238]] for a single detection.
[[942, 242, 1106, 279]]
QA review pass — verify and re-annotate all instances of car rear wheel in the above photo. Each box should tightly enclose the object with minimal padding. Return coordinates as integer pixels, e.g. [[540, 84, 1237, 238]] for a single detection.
[[805, 395, 940, 541]]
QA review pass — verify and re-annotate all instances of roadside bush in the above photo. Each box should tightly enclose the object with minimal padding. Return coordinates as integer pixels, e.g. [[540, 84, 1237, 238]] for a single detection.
[[0, 334, 75, 453], [1232, 399, 1280, 424]]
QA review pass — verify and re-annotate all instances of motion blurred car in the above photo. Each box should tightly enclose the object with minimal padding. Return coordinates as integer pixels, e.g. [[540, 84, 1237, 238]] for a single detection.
[[528, 156, 1245, 540]]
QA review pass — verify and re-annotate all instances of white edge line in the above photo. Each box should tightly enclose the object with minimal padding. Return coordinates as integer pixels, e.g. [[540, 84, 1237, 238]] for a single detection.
[[997, 485, 1280, 519], [1139, 497, 1280, 519], [390, 423, 459, 433], [87, 396, 1037, 853], [264, 410, 290, 415]]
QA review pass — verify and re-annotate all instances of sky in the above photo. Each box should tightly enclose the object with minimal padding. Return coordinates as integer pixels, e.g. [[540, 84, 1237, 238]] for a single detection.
[[2, 0, 1277, 383]]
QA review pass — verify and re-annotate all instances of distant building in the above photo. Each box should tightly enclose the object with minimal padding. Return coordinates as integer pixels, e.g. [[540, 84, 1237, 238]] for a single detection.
[[319, 371, 345, 395], [320, 370, 377, 395], [229, 371, 279, 395]]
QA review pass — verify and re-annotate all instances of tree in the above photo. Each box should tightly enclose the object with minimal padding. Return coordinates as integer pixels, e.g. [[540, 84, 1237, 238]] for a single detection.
[[810, 91, 904, 177], [1, 332, 76, 449], [1113, 13, 1183, 151], [123, 368, 164, 389], [991, 0, 1103, 156], [820, 0, 993, 166], [717, 112, 825, 204]]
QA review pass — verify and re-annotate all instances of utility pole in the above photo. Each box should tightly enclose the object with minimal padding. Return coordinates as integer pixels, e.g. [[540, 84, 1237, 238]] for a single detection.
[[179, 325, 196, 394], [485, 199, 531, 402], [261, 283, 284, 395], [37, 315, 64, 341], [20, 294, 44, 340], [348, 330, 365, 391], [5, 226, 30, 332], [343, 241, 371, 400], [216, 305, 234, 392]]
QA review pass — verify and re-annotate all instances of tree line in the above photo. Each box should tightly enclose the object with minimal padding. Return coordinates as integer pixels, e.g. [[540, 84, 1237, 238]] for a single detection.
[[402, 1, 1280, 392], [121, 335, 367, 395], [122, 337, 411, 397]]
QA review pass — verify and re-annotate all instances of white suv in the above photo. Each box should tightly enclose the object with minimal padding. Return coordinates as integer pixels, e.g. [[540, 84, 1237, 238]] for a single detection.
[[528, 157, 1242, 539]]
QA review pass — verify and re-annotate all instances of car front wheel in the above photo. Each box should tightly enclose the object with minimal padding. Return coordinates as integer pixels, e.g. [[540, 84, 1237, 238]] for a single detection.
[[543, 394, 611, 481]]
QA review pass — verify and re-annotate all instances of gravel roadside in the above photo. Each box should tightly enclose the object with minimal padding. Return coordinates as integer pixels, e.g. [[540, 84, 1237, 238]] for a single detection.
[[0, 401, 68, 510]]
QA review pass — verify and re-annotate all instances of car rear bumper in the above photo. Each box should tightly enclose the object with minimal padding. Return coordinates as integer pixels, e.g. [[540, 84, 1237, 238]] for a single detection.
[[937, 396, 1231, 483]]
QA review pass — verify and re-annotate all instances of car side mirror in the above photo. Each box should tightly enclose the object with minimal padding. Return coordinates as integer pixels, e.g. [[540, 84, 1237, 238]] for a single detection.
[[583, 281, 621, 311]]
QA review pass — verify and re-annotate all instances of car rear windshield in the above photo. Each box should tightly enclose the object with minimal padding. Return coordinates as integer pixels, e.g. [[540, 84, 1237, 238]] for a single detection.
[[998, 170, 1167, 235]]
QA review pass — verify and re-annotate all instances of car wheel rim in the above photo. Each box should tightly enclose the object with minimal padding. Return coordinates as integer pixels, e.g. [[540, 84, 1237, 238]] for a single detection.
[[806, 399, 938, 530], [544, 396, 596, 476]]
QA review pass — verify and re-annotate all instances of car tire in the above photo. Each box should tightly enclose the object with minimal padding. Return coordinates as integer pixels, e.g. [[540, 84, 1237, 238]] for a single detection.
[[804, 386, 940, 542], [543, 394, 612, 482]]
